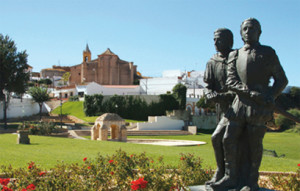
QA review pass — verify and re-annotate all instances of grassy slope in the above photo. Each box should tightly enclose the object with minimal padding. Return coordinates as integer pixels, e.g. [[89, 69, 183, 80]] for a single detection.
[[51, 101, 144, 123], [0, 132, 299, 172]]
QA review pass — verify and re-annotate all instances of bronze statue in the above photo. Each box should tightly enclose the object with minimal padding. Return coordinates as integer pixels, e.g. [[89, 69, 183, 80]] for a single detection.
[[210, 18, 288, 191], [203, 28, 235, 186]]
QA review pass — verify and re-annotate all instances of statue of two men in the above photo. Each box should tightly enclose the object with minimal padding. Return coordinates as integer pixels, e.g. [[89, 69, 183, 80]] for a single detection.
[[204, 18, 288, 191]]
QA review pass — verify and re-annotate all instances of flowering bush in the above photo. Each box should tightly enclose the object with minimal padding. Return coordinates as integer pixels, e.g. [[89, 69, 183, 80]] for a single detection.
[[131, 177, 148, 190], [18, 122, 58, 136], [0, 150, 212, 190], [259, 164, 300, 191]]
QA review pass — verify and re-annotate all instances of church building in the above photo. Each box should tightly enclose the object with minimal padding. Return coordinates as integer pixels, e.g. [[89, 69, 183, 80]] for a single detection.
[[54, 45, 138, 86]]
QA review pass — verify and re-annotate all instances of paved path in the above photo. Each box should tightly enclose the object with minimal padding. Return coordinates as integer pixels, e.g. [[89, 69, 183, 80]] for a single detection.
[[68, 130, 88, 140]]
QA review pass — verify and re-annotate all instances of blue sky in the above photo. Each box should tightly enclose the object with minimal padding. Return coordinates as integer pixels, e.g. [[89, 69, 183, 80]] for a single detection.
[[1, 0, 299, 86]]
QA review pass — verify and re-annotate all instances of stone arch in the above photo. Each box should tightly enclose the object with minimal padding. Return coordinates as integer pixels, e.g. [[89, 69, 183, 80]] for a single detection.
[[90, 113, 126, 141], [110, 124, 119, 140], [91, 123, 100, 140]]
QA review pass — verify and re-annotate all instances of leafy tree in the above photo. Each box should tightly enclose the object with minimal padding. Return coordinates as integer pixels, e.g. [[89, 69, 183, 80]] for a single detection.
[[290, 87, 300, 108], [0, 34, 29, 128], [275, 108, 300, 131], [84, 94, 104, 116], [62, 72, 71, 85], [196, 96, 215, 112], [172, 83, 187, 110], [38, 79, 52, 86], [159, 94, 179, 111], [28, 87, 50, 120]]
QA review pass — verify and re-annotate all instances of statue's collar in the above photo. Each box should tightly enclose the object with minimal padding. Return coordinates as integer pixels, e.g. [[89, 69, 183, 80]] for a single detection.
[[211, 51, 231, 62], [211, 53, 226, 62], [243, 42, 260, 50]]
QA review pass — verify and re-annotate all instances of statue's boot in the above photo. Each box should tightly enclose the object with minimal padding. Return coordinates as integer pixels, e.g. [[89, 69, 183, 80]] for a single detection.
[[210, 163, 237, 191], [247, 163, 260, 191], [205, 168, 224, 185], [206, 121, 226, 185]]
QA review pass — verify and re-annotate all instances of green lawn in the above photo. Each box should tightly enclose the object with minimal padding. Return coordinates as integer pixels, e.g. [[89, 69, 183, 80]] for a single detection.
[[51, 101, 144, 123], [0, 132, 299, 172]]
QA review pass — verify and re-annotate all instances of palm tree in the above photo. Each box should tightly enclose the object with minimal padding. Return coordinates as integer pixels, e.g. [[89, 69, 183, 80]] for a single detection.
[[28, 87, 50, 120]]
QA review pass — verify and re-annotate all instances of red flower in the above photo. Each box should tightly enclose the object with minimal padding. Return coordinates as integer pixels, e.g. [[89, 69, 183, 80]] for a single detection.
[[150, 160, 154, 163], [130, 154, 134, 158], [131, 177, 148, 190], [110, 171, 114, 175], [39, 171, 46, 176], [180, 157, 185, 160], [88, 166, 91, 169], [298, 163, 300, 167], [26, 184, 36, 190], [0, 178, 10, 186], [27, 162, 35, 170], [131, 183, 140, 190], [83, 157, 87, 162], [2, 186, 13, 191], [21, 189, 27, 191], [109, 160, 114, 164]]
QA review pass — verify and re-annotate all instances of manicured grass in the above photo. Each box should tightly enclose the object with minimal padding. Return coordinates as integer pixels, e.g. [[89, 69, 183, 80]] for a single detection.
[[51, 101, 145, 123], [0, 132, 299, 172]]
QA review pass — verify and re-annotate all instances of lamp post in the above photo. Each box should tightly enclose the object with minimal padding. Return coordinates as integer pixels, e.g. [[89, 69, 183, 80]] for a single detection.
[[115, 104, 118, 115], [60, 91, 62, 129]]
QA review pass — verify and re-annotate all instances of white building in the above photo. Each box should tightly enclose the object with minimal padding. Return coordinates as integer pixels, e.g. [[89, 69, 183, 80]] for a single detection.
[[50, 82, 144, 98], [140, 70, 206, 98], [76, 82, 143, 96]]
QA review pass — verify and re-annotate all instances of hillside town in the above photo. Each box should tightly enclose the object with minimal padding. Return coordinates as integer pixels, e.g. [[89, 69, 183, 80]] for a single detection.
[[1, 44, 210, 121], [0, 1, 300, 190]]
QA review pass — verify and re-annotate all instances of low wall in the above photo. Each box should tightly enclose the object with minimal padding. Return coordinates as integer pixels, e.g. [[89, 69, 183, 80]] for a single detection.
[[137, 116, 184, 130], [192, 115, 217, 129], [0, 98, 47, 120]]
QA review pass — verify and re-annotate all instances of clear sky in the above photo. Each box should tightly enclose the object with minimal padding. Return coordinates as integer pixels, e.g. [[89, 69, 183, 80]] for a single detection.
[[1, 0, 299, 86]]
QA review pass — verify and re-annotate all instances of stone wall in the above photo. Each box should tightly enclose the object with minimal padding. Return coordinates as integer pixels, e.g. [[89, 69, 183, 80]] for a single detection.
[[137, 116, 184, 130], [192, 115, 217, 129]]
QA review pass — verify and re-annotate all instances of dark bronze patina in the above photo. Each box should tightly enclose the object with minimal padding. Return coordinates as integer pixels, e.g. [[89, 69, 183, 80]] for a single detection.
[[206, 18, 288, 191], [203, 28, 235, 188]]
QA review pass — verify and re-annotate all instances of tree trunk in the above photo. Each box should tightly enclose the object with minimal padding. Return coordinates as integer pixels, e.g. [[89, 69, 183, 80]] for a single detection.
[[39, 103, 43, 121]]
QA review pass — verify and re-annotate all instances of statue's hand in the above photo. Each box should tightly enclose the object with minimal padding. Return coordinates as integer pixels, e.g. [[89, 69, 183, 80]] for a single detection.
[[233, 83, 250, 96], [205, 92, 218, 103]]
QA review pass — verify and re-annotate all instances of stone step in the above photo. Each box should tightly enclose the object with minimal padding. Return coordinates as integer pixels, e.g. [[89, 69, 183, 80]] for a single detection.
[[73, 130, 192, 137]]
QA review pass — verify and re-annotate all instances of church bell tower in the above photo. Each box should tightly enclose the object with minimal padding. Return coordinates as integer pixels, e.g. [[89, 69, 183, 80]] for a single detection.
[[83, 44, 91, 62]]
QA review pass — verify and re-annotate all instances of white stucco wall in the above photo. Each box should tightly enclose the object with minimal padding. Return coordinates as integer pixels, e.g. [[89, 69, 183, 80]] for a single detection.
[[140, 77, 181, 95], [75, 82, 143, 96], [0, 98, 47, 119], [137, 116, 184, 130]]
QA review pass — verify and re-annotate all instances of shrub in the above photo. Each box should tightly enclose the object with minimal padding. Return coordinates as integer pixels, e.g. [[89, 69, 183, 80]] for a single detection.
[[83, 87, 187, 120], [172, 83, 187, 110], [69, 95, 79, 102], [259, 164, 300, 191], [84, 94, 104, 116], [18, 122, 57, 136], [0, 150, 212, 191], [275, 109, 300, 131]]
